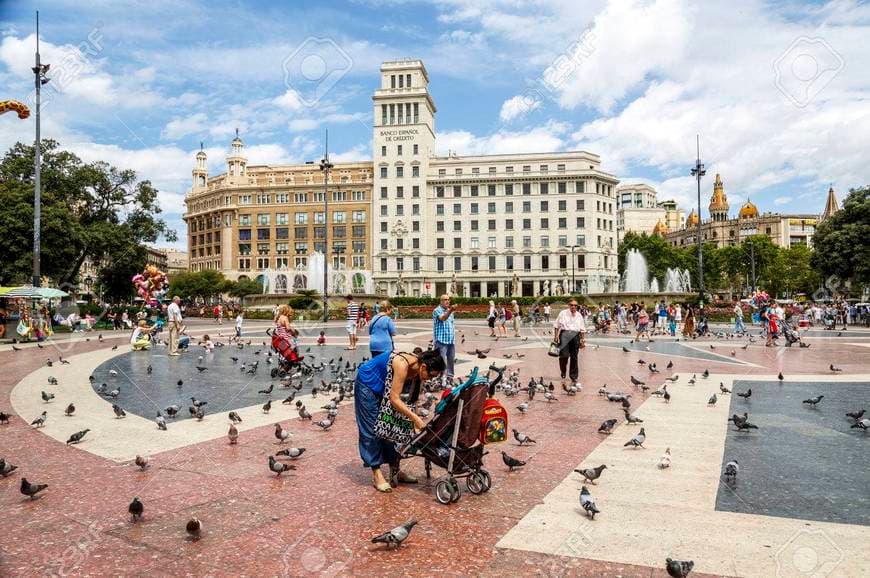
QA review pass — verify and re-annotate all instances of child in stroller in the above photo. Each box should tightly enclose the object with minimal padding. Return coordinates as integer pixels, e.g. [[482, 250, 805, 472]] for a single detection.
[[268, 305, 302, 378], [399, 365, 505, 504]]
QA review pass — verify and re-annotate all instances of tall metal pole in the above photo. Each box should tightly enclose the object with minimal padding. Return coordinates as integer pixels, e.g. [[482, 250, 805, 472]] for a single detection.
[[32, 11, 49, 288], [320, 129, 333, 323], [690, 135, 706, 302]]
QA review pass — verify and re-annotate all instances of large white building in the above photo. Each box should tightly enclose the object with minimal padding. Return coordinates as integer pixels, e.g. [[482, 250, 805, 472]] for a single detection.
[[616, 183, 685, 242], [371, 59, 620, 297]]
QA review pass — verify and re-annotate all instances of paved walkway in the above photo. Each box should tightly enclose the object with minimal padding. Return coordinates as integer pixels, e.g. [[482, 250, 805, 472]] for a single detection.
[[1, 319, 868, 576]]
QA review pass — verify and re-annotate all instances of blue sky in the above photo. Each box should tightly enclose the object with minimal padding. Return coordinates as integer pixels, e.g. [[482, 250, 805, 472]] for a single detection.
[[1, 0, 868, 250]]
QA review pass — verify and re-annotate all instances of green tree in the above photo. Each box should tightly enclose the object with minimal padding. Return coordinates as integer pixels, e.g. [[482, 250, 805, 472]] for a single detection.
[[168, 270, 228, 301], [227, 278, 263, 302], [811, 186, 870, 291], [0, 140, 176, 286]]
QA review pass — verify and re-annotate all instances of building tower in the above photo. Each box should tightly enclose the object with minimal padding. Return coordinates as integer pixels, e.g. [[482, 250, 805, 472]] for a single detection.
[[227, 129, 247, 184], [820, 186, 840, 221], [708, 173, 729, 222], [192, 142, 208, 192], [371, 59, 437, 296]]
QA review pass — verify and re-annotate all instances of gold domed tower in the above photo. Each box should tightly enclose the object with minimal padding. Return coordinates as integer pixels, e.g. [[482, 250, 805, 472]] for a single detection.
[[738, 199, 758, 219], [708, 173, 729, 222], [686, 209, 699, 228], [652, 219, 669, 236]]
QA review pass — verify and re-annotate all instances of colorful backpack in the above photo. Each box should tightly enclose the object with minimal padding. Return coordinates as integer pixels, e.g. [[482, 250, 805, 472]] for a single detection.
[[480, 397, 508, 444]]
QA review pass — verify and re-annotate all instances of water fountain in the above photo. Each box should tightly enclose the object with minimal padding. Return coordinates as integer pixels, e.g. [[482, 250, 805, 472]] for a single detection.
[[649, 278, 660, 293], [621, 248, 650, 292], [664, 268, 692, 293], [307, 252, 325, 294]]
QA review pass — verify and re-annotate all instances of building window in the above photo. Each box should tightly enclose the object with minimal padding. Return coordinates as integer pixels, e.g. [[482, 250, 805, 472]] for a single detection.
[[576, 181, 585, 193], [257, 214, 270, 226], [412, 256, 420, 271], [333, 211, 346, 223], [276, 227, 289, 240], [412, 238, 420, 249], [453, 238, 462, 249], [470, 203, 479, 214], [471, 220, 479, 231], [412, 221, 419, 232], [396, 166, 404, 178], [488, 256, 496, 271], [397, 144, 402, 156], [453, 185, 461, 197], [257, 228, 270, 240], [380, 258, 387, 272], [559, 235, 568, 247], [380, 167, 387, 178], [540, 183, 549, 195], [541, 255, 549, 270], [505, 219, 514, 230], [396, 205, 404, 216], [558, 217, 567, 229], [577, 217, 585, 228], [413, 144, 418, 155], [436, 186, 444, 198], [380, 187, 388, 199], [437, 257, 444, 272], [436, 221, 444, 232], [412, 166, 419, 177], [505, 202, 514, 213], [541, 236, 549, 248], [454, 256, 462, 271], [488, 184, 496, 196], [437, 238, 445, 249], [522, 183, 531, 195], [352, 210, 366, 223], [470, 237, 479, 249], [505, 236, 514, 249], [522, 219, 531, 230], [471, 185, 479, 197], [471, 256, 479, 271], [523, 255, 532, 271], [523, 201, 531, 213], [353, 240, 365, 253], [505, 184, 513, 195], [506, 255, 514, 270], [239, 214, 251, 226]]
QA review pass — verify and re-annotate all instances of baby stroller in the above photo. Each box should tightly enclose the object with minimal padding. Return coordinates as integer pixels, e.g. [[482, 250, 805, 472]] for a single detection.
[[399, 366, 503, 504], [268, 328, 302, 378], [781, 317, 801, 347]]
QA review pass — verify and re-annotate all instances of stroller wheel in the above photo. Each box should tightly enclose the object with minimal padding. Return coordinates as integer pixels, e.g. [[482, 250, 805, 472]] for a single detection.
[[270, 368, 279, 379], [434, 480, 455, 505], [466, 472, 485, 495], [480, 470, 492, 492], [448, 478, 461, 503]]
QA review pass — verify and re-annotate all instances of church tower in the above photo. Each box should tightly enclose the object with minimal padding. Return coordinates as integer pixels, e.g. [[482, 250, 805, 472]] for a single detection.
[[820, 186, 840, 221], [192, 142, 208, 192], [708, 173, 729, 222], [226, 129, 247, 184]]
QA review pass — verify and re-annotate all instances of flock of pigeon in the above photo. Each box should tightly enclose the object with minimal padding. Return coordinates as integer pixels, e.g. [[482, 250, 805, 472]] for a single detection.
[[2, 324, 865, 574]]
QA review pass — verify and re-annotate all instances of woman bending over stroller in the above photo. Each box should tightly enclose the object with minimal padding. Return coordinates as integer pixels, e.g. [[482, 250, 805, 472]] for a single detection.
[[355, 349, 446, 493], [272, 304, 300, 359]]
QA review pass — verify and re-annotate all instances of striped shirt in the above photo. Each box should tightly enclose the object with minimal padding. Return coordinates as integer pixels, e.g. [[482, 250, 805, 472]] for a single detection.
[[346, 301, 360, 323], [432, 305, 455, 344]]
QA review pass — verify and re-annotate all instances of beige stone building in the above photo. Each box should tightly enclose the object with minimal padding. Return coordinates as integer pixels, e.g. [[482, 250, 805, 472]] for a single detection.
[[183, 137, 373, 294], [161, 249, 189, 276], [615, 183, 683, 242], [664, 174, 827, 248]]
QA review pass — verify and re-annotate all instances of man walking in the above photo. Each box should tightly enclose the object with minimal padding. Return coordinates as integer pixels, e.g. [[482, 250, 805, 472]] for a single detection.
[[167, 296, 183, 356], [433, 294, 456, 385], [346, 295, 360, 350], [734, 300, 745, 334], [553, 299, 585, 388]]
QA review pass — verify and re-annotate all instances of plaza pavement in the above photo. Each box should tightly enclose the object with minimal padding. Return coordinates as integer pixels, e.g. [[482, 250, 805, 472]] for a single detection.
[[0, 319, 868, 577]]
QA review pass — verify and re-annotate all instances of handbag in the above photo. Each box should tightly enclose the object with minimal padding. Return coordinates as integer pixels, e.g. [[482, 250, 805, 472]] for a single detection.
[[547, 340, 560, 357], [373, 354, 415, 445]]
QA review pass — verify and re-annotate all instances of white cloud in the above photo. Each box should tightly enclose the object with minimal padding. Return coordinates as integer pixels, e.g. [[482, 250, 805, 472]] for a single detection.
[[436, 122, 567, 156], [288, 118, 320, 132], [499, 94, 541, 122], [161, 112, 209, 141], [273, 89, 305, 111], [774, 196, 791, 206]]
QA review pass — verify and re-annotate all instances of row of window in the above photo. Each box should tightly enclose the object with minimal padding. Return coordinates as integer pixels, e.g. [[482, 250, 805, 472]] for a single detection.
[[377, 253, 610, 273], [380, 144, 420, 157], [236, 225, 367, 242], [239, 255, 366, 271], [238, 210, 367, 226], [380, 102, 420, 126], [238, 241, 367, 255], [235, 191, 367, 205], [435, 163, 572, 176]]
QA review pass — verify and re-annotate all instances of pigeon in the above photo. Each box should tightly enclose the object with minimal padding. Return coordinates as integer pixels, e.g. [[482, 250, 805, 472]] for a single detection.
[[724, 459, 739, 479], [737, 388, 752, 399], [31, 411, 48, 428], [146, 365, 153, 374], [106, 387, 120, 398], [186, 518, 203, 540], [579, 485, 600, 519], [134, 455, 150, 470], [258, 384, 274, 395], [66, 429, 90, 444], [314, 416, 335, 430], [543, 391, 558, 402], [630, 376, 645, 387], [516, 401, 529, 414], [11, 345, 21, 351], [194, 406, 206, 421], [195, 366, 208, 373], [736, 420, 759, 431], [658, 448, 671, 469], [129, 497, 144, 522], [598, 419, 617, 434], [665, 375, 679, 382], [803, 395, 824, 406], [275, 447, 306, 459], [623, 427, 646, 448], [282, 393, 297, 405], [65, 403, 75, 416], [666, 558, 694, 577], [707, 394, 717, 406], [623, 408, 643, 424], [177, 379, 183, 387], [702, 369, 709, 378], [274, 423, 292, 443], [371, 519, 418, 549], [164, 405, 180, 418], [191, 397, 207, 408], [0, 458, 18, 477], [719, 382, 731, 394], [228, 411, 242, 424], [228, 424, 239, 444], [666, 360, 673, 369], [574, 464, 607, 484], [298, 406, 312, 420], [113, 404, 126, 419], [156, 413, 167, 430], [663, 389, 671, 403], [262, 400, 272, 414], [622, 346, 630, 353], [20, 478, 48, 500], [778, 372, 784, 381], [41, 391, 55, 403], [47, 376, 58, 385], [108, 369, 118, 377], [0, 411, 11, 424], [851, 419, 870, 430], [830, 364, 842, 373], [501, 451, 526, 471], [513, 429, 536, 445], [846, 409, 865, 421], [268, 455, 295, 476]]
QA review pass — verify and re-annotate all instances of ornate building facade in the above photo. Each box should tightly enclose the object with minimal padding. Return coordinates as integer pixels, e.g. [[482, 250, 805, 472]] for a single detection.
[[663, 174, 829, 248]]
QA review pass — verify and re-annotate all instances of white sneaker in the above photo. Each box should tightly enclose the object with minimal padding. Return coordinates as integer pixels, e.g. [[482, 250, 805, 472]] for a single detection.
[[573, 382, 582, 390]]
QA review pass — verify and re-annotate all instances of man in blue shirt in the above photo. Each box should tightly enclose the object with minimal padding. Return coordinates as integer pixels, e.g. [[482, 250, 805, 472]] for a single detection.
[[432, 294, 456, 385]]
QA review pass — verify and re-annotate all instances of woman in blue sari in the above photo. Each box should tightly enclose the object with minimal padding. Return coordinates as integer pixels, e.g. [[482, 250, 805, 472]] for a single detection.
[[355, 349, 445, 492]]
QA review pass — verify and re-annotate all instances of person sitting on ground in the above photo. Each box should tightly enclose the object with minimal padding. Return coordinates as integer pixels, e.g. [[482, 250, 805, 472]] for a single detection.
[[202, 334, 214, 352], [130, 319, 154, 351], [317, 330, 326, 346]]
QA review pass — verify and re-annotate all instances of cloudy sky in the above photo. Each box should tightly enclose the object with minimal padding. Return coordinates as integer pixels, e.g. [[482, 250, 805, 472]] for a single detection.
[[1, 0, 868, 249]]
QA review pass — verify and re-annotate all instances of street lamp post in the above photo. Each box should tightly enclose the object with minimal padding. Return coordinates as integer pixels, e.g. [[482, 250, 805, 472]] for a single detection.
[[318, 130, 333, 323], [690, 135, 706, 303], [570, 245, 579, 294], [32, 11, 50, 288]]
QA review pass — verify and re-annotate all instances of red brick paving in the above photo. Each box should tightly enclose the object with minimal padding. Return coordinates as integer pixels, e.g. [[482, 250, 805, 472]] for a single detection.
[[1, 327, 866, 576]]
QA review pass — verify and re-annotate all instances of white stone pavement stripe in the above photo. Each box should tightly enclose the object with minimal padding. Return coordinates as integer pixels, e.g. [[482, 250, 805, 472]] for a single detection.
[[496, 373, 870, 578]]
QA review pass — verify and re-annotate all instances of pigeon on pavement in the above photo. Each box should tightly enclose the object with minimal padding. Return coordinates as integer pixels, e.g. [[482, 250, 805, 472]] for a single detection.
[[803, 395, 824, 406], [268, 455, 295, 476], [275, 447, 306, 459], [512, 429, 536, 445], [666, 558, 694, 577], [186, 518, 202, 540], [724, 460, 739, 479], [371, 520, 418, 549], [128, 497, 144, 522], [66, 429, 90, 444], [579, 485, 600, 519], [20, 478, 48, 499], [501, 451, 526, 471], [574, 464, 607, 484], [623, 427, 646, 448], [0, 458, 19, 477], [597, 419, 617, 434], [658, 448, 671, 469]]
